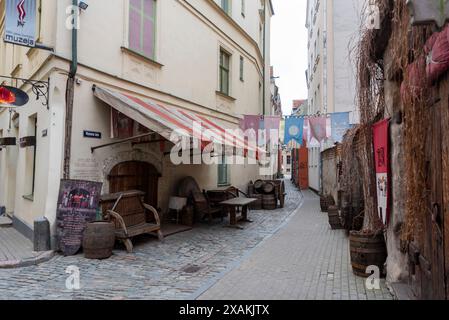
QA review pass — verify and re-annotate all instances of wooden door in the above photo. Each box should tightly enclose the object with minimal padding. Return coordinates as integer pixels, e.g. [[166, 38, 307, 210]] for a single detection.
[[298, 147, 309, 190], [412, 100, 447, 300], [108, 161, 160, 208]]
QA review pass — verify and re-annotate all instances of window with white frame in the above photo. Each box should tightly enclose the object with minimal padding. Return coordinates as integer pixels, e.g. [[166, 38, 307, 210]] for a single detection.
[[128, 0, 157, 59]]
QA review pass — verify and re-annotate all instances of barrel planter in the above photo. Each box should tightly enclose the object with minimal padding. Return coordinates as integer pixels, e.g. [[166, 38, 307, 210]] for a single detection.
[[328, 206, 343, 230], [320, 195, 329, 212], [326, 195, 336, 207], [83, 221, 115, 260], [249, 194, 263, 210], [263, 194, 277, 210], [349, 231, 387, 278]]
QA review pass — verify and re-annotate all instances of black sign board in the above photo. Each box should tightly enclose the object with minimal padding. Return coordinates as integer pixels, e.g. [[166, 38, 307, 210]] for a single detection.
[[0, 137, 16, 146], [56, 179, 103, 256], [83, 130, 102, 139], [19, 136, 36, 148]]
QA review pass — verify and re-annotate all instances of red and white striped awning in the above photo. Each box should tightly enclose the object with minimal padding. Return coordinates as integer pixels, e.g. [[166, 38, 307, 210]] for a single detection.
[[93, 86, 262, 155]]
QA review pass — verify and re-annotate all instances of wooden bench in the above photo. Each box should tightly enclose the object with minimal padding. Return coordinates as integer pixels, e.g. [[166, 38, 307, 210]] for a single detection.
[[101, 190, 163, 253]]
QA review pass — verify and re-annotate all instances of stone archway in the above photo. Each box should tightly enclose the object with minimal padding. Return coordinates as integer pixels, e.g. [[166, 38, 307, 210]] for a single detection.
[[101, 149, 163, 196]]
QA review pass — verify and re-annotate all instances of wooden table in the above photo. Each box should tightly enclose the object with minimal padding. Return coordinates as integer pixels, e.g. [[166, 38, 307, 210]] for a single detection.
[[220, 197, 258, 229]]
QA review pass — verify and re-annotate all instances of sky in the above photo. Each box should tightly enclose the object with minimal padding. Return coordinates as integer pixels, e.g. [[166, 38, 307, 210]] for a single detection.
[[270, 0, 308, 116]]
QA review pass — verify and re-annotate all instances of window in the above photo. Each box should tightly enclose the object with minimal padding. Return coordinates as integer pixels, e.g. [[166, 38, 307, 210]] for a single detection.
[[129, 0, 157, 59], [241, 0, 245, 17], [287, 156, 291, 165], [219, 49, 231, 95], [218, 154, 229, 186], [239, 56, 244, 81], [221, 0, 231, 15]]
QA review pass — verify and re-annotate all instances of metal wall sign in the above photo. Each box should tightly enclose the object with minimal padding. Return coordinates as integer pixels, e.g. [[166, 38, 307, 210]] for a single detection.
[[83, 131, 102, 139], [4, 0, 37, 48]]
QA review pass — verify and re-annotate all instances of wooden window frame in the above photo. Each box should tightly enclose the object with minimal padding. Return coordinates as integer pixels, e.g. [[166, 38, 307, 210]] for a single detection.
[[219, 49, 231, 95]]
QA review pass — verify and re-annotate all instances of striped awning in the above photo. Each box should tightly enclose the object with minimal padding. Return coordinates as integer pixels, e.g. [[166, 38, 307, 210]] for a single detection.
[[93, 86, 262, 155]]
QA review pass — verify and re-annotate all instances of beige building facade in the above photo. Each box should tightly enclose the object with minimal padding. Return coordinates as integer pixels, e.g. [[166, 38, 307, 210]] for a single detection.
[[0, 0, 274, 243], [305, 0, 362, 192]]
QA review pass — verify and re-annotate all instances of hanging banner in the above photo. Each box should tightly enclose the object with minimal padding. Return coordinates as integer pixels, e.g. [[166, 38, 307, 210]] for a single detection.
[[4, 0, 37, 48], [284, 117, 304, 146], [331, 112, 351, 143], [373, 119, 390, 225], [56, 180, 103, 256], [309, 116, 327, 143], [262, 115, 281, 146]]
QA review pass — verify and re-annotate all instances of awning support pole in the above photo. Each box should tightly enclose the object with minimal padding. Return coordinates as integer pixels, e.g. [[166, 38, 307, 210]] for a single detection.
[[91, 133, 154, 153]]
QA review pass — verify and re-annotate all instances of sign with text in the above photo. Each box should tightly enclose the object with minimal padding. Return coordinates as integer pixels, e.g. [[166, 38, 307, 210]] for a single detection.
[[56, 179, 103, 256], [83, 130, 102, 139], [4, 0, 37, 48]]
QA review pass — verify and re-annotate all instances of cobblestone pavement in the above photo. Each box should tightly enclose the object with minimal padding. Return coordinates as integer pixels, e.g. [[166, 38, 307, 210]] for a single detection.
[[0, 181, 301, 300], [199, 190, 394, 300]]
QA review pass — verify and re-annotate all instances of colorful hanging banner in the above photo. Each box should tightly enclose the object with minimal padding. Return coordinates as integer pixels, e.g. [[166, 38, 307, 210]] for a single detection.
[[331, 112, 351, 143], [309, 116, 327, 143], [263, 115, 281, 145], [284, 117, 304, 146], [373, 119, 390, 225]]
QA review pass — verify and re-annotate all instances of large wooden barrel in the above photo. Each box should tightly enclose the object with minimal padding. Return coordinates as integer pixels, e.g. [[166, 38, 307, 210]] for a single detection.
[[249, 194, 263, 210], [263, 182, 275, 194], [326, 195, 336, 207], [349, 231, 387, 278], [320, 195, 328, 212], [263, 194, 277, 210], [83, 222, 115, 259], [328, 206, 343, 230], [254, 180, 264, 193]]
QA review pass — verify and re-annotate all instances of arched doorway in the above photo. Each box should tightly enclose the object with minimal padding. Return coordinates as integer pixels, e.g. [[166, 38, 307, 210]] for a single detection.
[[108, 161, 160, 207]]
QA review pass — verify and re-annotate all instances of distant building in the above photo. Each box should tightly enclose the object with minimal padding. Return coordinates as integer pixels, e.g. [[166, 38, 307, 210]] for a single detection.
[[292, 99, 308, 116], [305, 0, 362, 192], [270, 66, 282, 116]]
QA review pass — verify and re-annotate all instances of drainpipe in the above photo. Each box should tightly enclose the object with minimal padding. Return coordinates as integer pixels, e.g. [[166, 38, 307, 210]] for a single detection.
[[63, 0, 78, 179], [69, 0, 78, 78]]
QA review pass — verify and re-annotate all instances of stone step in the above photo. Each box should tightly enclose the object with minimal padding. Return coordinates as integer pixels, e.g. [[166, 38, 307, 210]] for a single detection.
[[0, 216, 13, 228]]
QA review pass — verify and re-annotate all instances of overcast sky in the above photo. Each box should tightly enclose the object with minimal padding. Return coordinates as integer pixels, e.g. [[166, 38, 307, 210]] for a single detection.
[[270, 0, 308, 116]]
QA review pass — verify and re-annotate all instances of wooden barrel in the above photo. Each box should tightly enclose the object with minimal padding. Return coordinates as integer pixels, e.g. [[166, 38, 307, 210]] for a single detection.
[[254, 180, 264, 193], [249, 194, 263, 210], [83, 222, 115, 260], [326, 195, 336, 207], [328, 206, 343, 230], [349, 231, 387, 278], [263, 194, 277, 210], [263, 182, 275, 194], [320, 195, 328, 212]]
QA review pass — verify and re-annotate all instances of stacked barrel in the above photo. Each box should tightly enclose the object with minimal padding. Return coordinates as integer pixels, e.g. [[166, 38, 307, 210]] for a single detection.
[[248, 180, 286, 210]]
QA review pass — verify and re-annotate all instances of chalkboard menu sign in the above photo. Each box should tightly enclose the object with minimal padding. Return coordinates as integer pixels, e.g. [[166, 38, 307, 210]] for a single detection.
[[56, 179, 103, 256]]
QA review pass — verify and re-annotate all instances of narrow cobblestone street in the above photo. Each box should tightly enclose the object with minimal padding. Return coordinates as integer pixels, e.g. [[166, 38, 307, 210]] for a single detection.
[[0, 181, 393, 300], [199, 190, 393, 300]]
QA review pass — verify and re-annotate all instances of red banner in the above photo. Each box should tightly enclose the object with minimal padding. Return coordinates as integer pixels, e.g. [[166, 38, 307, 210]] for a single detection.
[[309, 116, 327, 143], [373, 119, 390, 225]]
